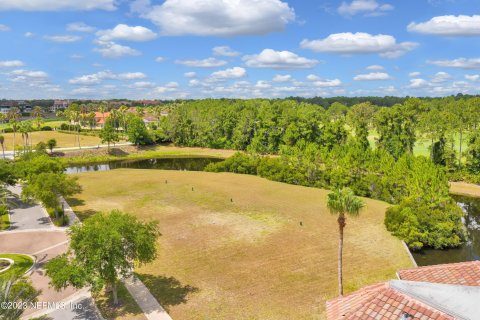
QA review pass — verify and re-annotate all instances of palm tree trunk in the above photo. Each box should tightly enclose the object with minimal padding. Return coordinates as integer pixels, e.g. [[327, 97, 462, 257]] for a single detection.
[[338, 213, 346, 296], [13, 131, 16, 159], [112, 281, 118, 305], [1, 145, 4, 159], [459, 128, 463, 167]]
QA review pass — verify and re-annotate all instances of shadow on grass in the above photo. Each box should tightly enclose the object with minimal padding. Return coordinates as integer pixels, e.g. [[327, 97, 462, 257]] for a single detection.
[[110, 148, 129, 156], [135, 273, 198, 311], [64, 197, 99, 221]]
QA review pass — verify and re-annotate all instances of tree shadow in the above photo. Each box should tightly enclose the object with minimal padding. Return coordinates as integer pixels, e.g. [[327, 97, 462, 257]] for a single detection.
[[135, 273, 198, 311], [110, 148, 129, 156], [65, 197, 85, 207]]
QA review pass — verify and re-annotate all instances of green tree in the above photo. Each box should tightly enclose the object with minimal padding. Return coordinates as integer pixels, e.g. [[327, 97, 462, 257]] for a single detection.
[[6, 107, 21, 159], [99, 119, 119, 153], [47, 139, 57, 153], [126, 116, 151, 146], [467, 131, 480, 173], [31, 106, 43, 129], [347, 102, 376, 150], [326, 188, 364, 296], [45, 210, 160, 305]]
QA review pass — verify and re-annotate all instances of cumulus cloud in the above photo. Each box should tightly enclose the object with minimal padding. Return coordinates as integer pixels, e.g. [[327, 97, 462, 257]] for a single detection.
[[67, 22, 96, 33], [366, 65, 384, 70], [94, 41, 141, 58], [272, 74, 292, 82], [243, 49, 319, 69], [465, 74, 480, 81], [184, 72, 197, 78], [427, 58, 480, 69], [213, 46, 241, 57], [96, 24, 157, 42], [306, 74, 320, 81], [431, 71, 451, 83], [338, 0, 394, 17], [131, 0, 295, 36], [408, 15, 480, 36], [175, 58, 227, 68], [0, 24, 10, 31], [408, 78, 429, 89], [44, 35, 82, 43], [0, 0, 117, 11], [6, 69, 49, 82], [69, 71, 146, 85], [312, 79, 342, 87], [354, 72, 392, 81], [301, 32, 418, 58], [409, 71, 421, 77], [0, 60, 25, 67], [129, 81, 156, 89], [155, 57, 165, 63], [209, 67, 247, 80]]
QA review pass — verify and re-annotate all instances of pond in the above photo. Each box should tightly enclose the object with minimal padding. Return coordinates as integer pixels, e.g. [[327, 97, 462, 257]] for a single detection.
[[65, 157, 224, 174], [412, 194, 480, 266]]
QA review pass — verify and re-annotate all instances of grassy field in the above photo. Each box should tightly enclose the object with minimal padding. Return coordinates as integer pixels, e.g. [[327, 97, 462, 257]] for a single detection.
[[0, 131, 103, 151], [68, 169, 413, 319], [0, 254, 34, 280], [94, 281, 146, 320], [0, 119, 67, 130]]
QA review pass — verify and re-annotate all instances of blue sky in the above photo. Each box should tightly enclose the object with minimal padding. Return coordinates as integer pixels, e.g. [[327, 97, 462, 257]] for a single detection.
[[0, 0, 479, 99]]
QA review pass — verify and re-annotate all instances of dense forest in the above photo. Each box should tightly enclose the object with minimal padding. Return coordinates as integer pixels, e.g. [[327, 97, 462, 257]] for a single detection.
[[148, 97, 480, 250]]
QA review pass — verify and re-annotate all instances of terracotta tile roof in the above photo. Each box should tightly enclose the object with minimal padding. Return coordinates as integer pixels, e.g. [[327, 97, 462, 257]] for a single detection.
[[398, 261, 480, 286], [326, 282, 453, 320]]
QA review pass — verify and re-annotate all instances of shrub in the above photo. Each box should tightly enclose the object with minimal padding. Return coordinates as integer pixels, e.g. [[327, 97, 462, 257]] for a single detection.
[[0, 204, 8, 216], [205, 153, 258, 175], [41, 126, 53, 131], [3, 128, 13, 133]]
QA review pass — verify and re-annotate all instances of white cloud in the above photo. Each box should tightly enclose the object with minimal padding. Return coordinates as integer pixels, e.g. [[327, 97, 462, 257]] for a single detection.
[[67, 22, 96, 33], [131, 0, 295, 36], [301, 32, 418, 58], [431, 71, 451, 83], [184, 72, 197, 78], [272, 74, 292, 82], [338, 0, 394, 17], [427, 58, 480, 69], [306, 74, 320, 81], [366, 64, 384, 70], [243, 49, 319, 69], [6, 69, 49, 82], [210, 67, 247, 80], [155, 57, 165, 63], [44, 35, 82, 43], [71, 87, 96, 95], [70, 54, 84, 59], [96, 24, 157, 42], [175, 58, 227, 68], [354, 72, 392, 81], [94, 41, 141, 58], [213, 46, 241, 57], [0, 0, 117, 11], [69, 71, 146, 85], [313, 79, 342, 87], [0, 24, 10, 31], [129, 81, 156, 89], [0, 60, 25, 67], [408, 15, 480, 36], [24, 32, 34, 37], [408, 78, 429, 89], [465, 74, 480, 81], [409, 71, 421, 77], [255, 80, 272, 89]]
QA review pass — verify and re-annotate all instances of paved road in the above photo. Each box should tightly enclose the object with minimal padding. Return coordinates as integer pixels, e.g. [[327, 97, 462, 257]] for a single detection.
[[7, 185, 53, 231]]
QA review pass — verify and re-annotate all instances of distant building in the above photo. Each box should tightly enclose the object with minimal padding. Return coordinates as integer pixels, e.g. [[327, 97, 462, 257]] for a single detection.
[[0, 106, 11, 115], [326, 261, 480, 320], [50, 100, 70, 113], [95, 111, 111, 127]]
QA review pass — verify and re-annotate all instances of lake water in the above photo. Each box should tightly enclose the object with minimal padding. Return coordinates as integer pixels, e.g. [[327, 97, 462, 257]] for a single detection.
[[65, 157, 223, 174], [412, 194, 480, 266]]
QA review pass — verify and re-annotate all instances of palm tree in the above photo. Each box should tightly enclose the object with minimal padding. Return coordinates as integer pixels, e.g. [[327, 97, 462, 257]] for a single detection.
[[118, 105, 129, 137], [327, 187, 364, 296], [31, 106, 43, 129], [6, 107, 21, 159], [0, 277, 40, 320], [0, 135, 5, 159]]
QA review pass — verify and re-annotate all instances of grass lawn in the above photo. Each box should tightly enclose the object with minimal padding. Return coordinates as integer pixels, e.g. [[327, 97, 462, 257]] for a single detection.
[[0, 254, 34, 280], [0, 211, 9, 230], [0, 131, 103, 151], [450, 182, 480, 198], [94, 281, 146, 320], [68, 169, 413, 319]]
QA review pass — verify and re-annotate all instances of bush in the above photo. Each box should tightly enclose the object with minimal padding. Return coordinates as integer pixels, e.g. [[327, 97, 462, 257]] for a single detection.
[[205, 153, 259, 175], [3, 128, 13, 133], [385, 197, 464, 250], [41, 126, 53, 131], [0, 204, 8, 216]]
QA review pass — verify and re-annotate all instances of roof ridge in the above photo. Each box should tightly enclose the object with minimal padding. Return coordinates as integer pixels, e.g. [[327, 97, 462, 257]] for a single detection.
[[399, 260, 480, 273]]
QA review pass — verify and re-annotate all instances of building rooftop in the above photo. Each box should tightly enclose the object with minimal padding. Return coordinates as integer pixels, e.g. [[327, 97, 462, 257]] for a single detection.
[[326, 261, 480, 320]]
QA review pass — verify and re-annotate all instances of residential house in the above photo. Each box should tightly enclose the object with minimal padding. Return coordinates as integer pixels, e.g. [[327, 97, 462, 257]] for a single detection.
[[326, 261, 480, 319], [95, 111, 111, 128], [50, 100, 71, 113]]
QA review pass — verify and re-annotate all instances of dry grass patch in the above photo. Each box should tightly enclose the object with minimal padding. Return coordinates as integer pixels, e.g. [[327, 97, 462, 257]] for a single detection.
[[450, 181, 480, 198], [0, 131, 103, 151], [68, 169, 413, 320]]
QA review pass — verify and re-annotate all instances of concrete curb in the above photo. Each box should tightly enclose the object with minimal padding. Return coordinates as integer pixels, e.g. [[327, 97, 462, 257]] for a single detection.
[[0, 252, 37, 277], [402, 241, 418, 268]]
